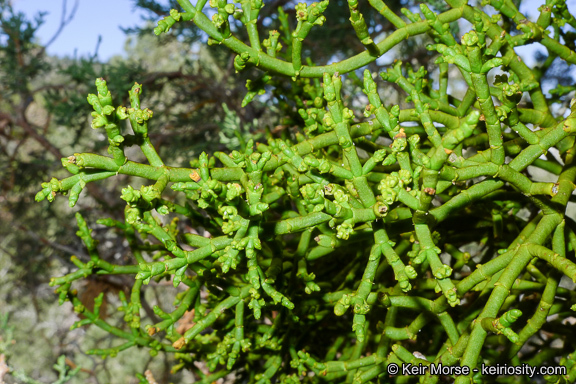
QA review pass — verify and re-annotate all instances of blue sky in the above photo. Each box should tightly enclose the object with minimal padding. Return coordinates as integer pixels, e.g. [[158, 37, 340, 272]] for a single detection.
[[12, 0, 154, 61]]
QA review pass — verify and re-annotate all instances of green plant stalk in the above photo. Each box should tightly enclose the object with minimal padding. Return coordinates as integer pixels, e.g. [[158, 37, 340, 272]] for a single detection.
[[175, 0, 464, 77], [455, 140, 576, 381]]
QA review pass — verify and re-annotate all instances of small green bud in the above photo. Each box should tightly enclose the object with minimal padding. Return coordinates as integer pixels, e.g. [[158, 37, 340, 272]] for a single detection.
[[399, 278, 411, 291], [87, 94, 101, 113], [461, 31, 479, 46], [157, 205, 170, 215], [234, 52, 252, 72], [68, 179, 86, 207], [116, 106, 129, 120], [154, 10, 184, 35], [212, 13, 226, 28], [336, 221, 354, 240], [90, 112, 107, 129], [295, 3, 308, 21], [405, 265, 417, 279], [373, 201, 388, 218], [125, 206, 142, 224], [398, 169, 412, 185], [121, 186, 141, 204], [141, 185, 161, 202], [101, 105, 114, 116]]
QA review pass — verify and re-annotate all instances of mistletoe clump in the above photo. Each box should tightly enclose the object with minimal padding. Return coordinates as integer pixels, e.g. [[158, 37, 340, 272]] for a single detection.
[[37, 0, 576, 382]]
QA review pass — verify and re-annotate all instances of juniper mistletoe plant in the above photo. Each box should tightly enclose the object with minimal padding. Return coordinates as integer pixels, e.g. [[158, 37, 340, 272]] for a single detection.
[[36, 0, 576, 382]]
